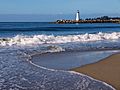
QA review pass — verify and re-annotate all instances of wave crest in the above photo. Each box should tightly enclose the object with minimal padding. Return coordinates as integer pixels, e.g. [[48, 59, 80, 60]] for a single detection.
[[0, 32, 120, 46]]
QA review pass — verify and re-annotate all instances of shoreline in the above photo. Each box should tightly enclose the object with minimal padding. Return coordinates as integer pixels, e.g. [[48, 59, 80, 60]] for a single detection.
[[72, 53, 120, 90], [0, 48, 115, 89], [31, 50, 119, 70]]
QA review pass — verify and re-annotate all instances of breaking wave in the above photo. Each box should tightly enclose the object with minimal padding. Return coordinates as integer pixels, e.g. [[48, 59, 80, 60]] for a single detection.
[[0, 32, 120, 54], [0, 32, 120, 45]]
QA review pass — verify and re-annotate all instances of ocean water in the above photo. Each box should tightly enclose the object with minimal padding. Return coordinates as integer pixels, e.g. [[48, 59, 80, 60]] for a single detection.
[[0, 22, 120, 37], [0, 22, 119, 89], [0, 22, 120, 52]]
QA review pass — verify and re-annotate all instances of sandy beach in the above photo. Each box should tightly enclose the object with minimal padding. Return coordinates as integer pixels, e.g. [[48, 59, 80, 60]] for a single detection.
[[72, 53, 120, 90]]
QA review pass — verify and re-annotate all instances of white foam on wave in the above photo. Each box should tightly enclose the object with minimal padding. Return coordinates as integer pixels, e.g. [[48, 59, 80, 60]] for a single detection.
[[0, 32, 120, 54], [0, 32, 120, 46]]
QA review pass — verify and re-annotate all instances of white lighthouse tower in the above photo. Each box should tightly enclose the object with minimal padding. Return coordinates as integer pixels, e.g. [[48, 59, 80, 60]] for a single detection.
[[76, 10, 80, 21]]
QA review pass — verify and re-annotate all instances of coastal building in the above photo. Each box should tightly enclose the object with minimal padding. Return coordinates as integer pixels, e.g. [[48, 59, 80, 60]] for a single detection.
[[76, 10, 80, 21]]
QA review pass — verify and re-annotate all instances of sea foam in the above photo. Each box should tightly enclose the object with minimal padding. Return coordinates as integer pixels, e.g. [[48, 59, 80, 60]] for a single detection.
[[0, 32, 117, 90], [0, 32, 120, 46], [0, 32, 120, 54]]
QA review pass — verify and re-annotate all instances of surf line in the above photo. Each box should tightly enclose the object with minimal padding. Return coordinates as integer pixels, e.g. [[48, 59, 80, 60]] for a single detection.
[[22, 51, 116, 90], [26, 53, 58, 72], [28, 54, 115, 90]]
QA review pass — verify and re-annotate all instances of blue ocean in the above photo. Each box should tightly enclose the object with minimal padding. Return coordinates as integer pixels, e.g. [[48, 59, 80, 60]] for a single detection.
[[0, 22, 120, 51], [0, 22, 118, 90], [0, 22, 120, 37]]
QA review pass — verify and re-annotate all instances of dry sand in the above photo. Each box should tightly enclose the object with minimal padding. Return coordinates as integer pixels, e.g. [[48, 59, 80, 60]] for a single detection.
[[72, 53, 120, 90]]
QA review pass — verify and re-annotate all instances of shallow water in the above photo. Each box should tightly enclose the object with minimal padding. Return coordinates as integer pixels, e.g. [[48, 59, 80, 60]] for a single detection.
[[0, 47, 115, 90], [31, 50, 120, 70]]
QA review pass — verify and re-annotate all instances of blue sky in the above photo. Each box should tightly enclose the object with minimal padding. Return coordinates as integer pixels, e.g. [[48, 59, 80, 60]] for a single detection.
[[0, 0, 120, 21]]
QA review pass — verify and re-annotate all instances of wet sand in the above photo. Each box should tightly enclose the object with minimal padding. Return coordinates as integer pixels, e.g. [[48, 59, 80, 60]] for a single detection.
[[72, 53, 120, 90]]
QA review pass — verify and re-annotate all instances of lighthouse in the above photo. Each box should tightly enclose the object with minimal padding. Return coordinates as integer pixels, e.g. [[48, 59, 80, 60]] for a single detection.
[[76, 10, 80, 21]]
